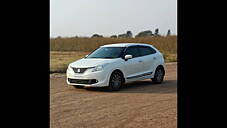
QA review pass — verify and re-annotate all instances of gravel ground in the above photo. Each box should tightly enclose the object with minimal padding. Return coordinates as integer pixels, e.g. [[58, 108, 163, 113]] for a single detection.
[[50, 62, 177, 128]]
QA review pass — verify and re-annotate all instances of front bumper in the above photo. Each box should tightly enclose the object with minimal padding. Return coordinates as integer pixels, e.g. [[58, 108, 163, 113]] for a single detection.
[[66, 68, 110, 87], [68, 78, 98, 84]]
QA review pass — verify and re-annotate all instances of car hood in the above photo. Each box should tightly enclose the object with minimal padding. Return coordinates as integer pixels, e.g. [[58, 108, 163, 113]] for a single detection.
[[70, 58, 119, 68]]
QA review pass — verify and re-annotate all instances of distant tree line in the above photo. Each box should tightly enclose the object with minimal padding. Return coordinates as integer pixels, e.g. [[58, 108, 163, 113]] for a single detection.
[[91, 29, 172, 38], [55, 29, 172, 38]]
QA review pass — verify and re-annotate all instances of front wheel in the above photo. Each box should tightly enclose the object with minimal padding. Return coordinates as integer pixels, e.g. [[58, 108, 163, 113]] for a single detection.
[[108, 71, 123, 91], [152, 67, 165, 84]]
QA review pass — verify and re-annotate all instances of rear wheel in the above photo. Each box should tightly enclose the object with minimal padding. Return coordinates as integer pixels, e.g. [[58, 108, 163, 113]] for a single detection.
[[152, 67, 165, 84], [108, 71, 123, 91], [73, 85, 84, 89]]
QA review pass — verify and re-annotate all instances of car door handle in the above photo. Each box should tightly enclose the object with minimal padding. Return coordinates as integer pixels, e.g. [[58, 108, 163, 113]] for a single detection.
[[138, 60, 143, 63], [153, 57, 156, 60]]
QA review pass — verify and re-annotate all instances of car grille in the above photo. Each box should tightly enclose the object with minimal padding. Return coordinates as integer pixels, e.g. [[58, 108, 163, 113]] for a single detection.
[[68, 78, 98, 84], [72, 68, 88, 73]]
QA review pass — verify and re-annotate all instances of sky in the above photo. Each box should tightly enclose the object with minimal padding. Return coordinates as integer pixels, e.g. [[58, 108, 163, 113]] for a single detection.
[[50, 0, 177, 38]]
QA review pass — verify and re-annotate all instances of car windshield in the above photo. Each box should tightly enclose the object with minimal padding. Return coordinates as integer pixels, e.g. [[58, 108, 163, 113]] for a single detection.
[[86, 47, 125, 59]]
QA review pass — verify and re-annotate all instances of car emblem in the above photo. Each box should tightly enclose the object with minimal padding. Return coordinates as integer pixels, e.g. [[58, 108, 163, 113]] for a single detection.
[[77, 69, 80, 72]]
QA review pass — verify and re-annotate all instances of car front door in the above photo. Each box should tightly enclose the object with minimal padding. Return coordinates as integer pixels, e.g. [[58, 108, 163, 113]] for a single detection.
[[122, 46, 144, 79]]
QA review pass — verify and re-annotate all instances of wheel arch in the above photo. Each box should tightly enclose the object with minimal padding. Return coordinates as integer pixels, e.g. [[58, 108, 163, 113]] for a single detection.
[[155, 65, 165, 75], [110, 69, 126, 83]]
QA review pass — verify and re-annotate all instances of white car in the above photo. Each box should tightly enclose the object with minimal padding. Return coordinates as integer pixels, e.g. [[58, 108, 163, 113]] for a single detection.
[[66, 43, 165, 91]]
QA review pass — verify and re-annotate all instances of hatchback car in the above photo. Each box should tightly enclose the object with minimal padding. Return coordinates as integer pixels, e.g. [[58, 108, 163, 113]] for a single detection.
[[66, 43, 165, 91]]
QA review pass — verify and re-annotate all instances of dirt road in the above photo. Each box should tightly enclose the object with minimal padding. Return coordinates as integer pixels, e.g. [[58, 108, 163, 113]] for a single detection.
[[50, 63, 177, 128]]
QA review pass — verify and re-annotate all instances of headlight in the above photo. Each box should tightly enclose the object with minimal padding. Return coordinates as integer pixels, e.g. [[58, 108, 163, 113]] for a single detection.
[[91, 65, 103, 72], [67, 65, 73, 72]]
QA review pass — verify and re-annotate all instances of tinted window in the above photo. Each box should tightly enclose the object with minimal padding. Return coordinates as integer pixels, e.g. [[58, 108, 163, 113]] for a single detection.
[[138, 46, 157, 56], [124, 47, 140, 58], [86, 47, 125, 59]]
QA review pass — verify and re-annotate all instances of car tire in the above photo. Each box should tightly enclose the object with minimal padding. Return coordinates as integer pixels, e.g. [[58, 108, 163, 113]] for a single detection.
[[73, 85, 84, 89], [108, 71, 123, 91], [152, 67, 165, 84]]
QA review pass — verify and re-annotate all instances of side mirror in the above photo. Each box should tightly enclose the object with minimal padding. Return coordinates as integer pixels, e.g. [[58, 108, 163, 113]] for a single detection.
[[85, 54, 88, 58], [124, 55, 132, 60]]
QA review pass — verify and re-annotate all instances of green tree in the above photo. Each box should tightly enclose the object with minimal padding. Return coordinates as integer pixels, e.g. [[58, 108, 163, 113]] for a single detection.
[[167, 29, 171, 36], [91, 34, 103, 38], [154, 28, 160, 36], [135, 30, 153, 37]]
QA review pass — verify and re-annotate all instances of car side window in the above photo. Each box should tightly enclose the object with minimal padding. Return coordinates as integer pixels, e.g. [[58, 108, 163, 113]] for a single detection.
[[138, 46, 157, 56], [124, 47, 140, 58]]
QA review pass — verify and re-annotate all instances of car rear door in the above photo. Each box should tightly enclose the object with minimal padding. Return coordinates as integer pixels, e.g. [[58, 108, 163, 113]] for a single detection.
[[138, 46, 158, 74]]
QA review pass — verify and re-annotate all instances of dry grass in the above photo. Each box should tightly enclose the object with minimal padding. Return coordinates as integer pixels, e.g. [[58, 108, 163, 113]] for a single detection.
[[50, 51, 177, 73], [50, 36, 176, 54], [50, 51, 90, 73], [50, 36, 177, 73]]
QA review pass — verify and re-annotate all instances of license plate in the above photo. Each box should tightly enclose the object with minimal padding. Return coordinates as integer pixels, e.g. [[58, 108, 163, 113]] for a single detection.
[[74, 75, 83, 79]]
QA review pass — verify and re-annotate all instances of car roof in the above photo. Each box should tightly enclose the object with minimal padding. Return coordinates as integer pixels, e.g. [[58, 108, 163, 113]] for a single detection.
[[101, 43, 153, 48]]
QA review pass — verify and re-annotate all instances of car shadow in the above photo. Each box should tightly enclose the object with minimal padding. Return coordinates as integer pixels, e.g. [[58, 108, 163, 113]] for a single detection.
[[85, 80, 177, 94]]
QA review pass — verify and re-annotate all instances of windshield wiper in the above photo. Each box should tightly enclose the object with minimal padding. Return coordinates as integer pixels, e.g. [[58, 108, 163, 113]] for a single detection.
[[87, 57, 116, 59], [102, 57, 115, 59], [86, 57, 99, 58]]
